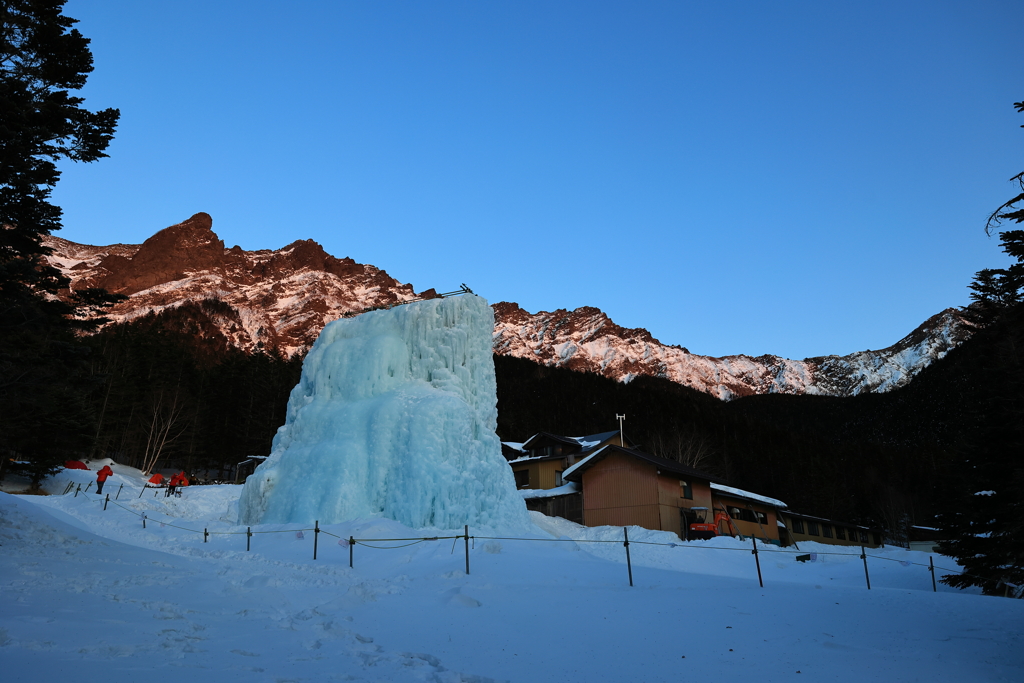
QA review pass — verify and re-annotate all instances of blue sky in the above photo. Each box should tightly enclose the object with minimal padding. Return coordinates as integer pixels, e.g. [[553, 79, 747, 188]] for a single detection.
[[56, 1, 1022, 359]]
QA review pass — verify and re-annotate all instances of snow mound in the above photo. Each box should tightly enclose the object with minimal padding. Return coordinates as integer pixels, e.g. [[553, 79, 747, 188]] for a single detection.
[[238, 295, 530, 531]]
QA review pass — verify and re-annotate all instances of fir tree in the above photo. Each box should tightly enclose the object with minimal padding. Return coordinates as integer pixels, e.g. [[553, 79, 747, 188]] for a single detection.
[[936, 99, 1024, 596], [0, 1, 120, 487]]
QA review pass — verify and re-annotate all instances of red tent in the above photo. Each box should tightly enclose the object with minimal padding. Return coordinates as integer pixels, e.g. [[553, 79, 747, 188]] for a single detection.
[[64, 461, 89, 470]]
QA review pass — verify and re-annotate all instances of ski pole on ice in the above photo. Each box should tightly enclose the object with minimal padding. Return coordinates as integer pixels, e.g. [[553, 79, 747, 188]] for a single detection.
[[115, 483, 123, 500], [861, 546, 871, 590]]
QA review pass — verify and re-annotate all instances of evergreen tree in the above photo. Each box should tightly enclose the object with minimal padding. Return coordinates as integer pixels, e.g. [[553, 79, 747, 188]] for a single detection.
[[0, 1, 120, 486], [936, 99, 1024, 595]]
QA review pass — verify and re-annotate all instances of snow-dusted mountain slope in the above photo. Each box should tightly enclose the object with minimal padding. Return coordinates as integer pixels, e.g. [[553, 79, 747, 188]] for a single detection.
[[44, 212, 974, 399], [492, 302, 973, 399]]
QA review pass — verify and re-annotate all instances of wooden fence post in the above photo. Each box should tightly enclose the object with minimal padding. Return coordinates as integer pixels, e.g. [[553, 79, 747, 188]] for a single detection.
[[752, 537, 763, 588], [623, 527, 634, 587]]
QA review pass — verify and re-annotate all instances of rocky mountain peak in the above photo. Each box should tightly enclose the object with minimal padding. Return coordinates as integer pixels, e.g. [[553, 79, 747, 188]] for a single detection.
[[43, 213, 974, 399]]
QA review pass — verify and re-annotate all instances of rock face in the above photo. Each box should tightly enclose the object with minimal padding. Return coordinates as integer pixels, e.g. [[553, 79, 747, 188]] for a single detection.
[[45, 212, 974, 399], [47, 213, 423, 355], [491, 302, 973, 399]]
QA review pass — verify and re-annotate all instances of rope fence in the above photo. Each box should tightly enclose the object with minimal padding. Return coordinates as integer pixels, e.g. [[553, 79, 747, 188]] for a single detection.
[[54, 478, 1015, 596]]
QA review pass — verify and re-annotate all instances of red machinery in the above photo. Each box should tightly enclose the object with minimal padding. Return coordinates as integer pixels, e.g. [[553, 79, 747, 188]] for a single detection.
[[687, 507, 738, 540]]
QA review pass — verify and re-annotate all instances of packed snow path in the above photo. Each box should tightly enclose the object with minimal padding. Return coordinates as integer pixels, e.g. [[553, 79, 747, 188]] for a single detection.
[[2, 474, 1023, 681]]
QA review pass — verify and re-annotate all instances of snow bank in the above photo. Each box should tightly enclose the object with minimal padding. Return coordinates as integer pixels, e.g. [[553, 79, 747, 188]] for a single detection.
[[238, 295, 530, 531]]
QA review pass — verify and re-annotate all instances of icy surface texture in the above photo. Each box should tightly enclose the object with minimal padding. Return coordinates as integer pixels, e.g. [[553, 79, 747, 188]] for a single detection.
[[237, 295, 530, 531]]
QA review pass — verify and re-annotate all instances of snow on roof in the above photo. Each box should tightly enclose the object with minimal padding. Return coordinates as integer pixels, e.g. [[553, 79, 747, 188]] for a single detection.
[[560, 446, 606, 480], [507, 454, 548, 464], [502, 442, 525, 452], [518, 482, 579, 499], [711, 483, 787, 509]]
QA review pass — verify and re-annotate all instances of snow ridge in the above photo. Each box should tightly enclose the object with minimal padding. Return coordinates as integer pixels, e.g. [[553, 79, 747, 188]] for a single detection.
[[44, 213, 974, 400]]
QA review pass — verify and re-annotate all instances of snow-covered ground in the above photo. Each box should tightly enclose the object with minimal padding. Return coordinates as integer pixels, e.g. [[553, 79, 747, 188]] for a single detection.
[[2, 465, 1022, 682]]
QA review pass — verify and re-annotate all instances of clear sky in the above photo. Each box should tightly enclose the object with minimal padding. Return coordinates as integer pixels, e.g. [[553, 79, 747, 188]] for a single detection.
[[55, 0, 1022, 359]]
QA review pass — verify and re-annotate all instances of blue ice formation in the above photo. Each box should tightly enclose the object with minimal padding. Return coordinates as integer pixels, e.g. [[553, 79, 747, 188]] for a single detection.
[[237, 294, 530, 531]]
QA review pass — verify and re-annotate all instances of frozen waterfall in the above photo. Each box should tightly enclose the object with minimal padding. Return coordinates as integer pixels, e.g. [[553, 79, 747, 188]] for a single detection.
[[237, 294, 530, 531]]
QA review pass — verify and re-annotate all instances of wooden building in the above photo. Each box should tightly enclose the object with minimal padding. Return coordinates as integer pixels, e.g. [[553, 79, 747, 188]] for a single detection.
[[778, 511, 883, 549], [561, 444, 787, 544], [504, 430, 630, 492]]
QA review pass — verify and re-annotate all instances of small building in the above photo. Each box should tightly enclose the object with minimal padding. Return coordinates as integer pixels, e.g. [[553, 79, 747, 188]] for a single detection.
[[519, 483, 584, 525], [505, 430, 631, 492], [779, 511, 883, 548]]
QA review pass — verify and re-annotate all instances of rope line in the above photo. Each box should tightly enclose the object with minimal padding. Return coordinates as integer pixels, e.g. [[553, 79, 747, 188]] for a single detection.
[[60, 483, 1005, 588]]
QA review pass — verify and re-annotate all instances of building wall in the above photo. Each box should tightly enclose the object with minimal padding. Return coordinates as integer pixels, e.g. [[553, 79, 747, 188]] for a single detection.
[[511, 460, 564, 491], [712, 495, 781, 543], [658, 476, 714, 538], [781, 514, 883, 548], [581, 453, 661, 530]]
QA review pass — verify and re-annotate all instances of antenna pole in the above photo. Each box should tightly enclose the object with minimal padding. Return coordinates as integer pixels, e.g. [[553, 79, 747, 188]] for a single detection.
[[616, 414, 626, 446]]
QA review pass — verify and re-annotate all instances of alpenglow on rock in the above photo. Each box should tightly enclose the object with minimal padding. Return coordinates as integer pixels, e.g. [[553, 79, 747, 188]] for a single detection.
[[237, 294, 530, 531]]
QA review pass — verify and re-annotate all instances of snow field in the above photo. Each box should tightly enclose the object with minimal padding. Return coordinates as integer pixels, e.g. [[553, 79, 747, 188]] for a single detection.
[[3, 473, 1023, 682]]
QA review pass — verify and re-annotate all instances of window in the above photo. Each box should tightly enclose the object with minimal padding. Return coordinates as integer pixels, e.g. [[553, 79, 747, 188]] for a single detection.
[[756, 511, 768, 525], [514, 469, 529, 488], [808, 521, 820, 536], [872, 532, 882, 545], [791, 518, 805, 534], [835, 527, 846, 541], [555, 471, 563, 487], [680, 480, 693, 500], [728, 507, 758, 523], [861, 531, 870, 544], [822, 525, 833, 539]]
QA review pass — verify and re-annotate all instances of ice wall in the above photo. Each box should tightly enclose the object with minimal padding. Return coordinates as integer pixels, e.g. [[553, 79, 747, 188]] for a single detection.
[[237, 295, 530, 531]]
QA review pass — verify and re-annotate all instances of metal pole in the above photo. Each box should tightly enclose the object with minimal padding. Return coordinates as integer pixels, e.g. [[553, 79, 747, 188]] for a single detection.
[[104, 494, 109, 511], [74, 484, 81, 497], [314, 521, 319, 560], [85, 481, 92, 492], [349, 536, 354, 568], [752, 536, 764, 588], [929, 556, 937, 592], [115, 483, 123, 500], [623, 527, 634, 587], [142, 513, 146, 529], [247, 527, 251, 551], [204, 528, 209, 543], [861, 546, 871, 590], [138, 484, 146, 499], [465, 525, 470, 575]]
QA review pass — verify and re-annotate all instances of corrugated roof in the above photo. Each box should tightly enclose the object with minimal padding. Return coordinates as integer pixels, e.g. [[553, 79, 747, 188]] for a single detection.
[[562, 444, 724, 484]]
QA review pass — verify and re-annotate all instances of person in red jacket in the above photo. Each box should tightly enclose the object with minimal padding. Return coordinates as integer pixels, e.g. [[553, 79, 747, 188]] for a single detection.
[[96, 465, 113, 495]]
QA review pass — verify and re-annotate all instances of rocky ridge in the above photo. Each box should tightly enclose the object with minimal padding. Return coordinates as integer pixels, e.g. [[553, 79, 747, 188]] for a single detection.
[[45, 213, 974, 399]]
